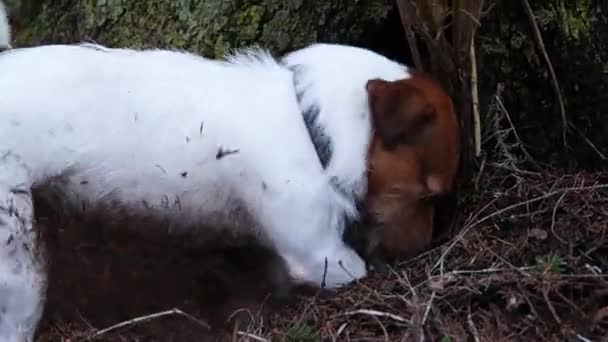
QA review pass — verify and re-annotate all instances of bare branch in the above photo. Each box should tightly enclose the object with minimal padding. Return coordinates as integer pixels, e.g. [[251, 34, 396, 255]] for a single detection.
[[522, 0, 568, 146]]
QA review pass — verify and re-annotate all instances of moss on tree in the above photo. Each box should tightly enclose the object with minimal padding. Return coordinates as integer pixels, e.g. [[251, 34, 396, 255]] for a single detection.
[[12, 0, 391, 59]]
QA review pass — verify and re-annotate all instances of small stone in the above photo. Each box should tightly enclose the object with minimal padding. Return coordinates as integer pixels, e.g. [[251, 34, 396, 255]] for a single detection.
[[529, 228, 548, 240]]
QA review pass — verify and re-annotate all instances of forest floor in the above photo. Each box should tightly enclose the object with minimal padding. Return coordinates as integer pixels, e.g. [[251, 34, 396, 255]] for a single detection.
[[33, 163, 608, 342]]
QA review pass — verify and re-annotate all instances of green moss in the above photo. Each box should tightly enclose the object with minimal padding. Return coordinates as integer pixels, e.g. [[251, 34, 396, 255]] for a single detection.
[[213, 34, 229, 58], [536, 0, 596, 40], [13, 5, 49, 46], [234, 5, 264, 41], [365, 0, 392, 21], [14, 0, 391, 58], [4, 0, 17, 7], [509, 31, 526, 49], [261, 9, 300, 52]]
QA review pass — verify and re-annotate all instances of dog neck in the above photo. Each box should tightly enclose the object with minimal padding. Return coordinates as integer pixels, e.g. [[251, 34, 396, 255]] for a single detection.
[[282, 43, 409, 205], [288, 64, 333, 169], [287, 64, 353, 203]]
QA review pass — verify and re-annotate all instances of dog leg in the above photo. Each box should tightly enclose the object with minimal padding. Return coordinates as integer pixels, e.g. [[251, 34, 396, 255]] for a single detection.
[[0, 154, 45, 342]]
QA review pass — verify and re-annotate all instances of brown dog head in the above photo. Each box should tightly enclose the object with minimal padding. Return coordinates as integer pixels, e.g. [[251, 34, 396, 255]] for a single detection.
[[364, 71, 460, 259]]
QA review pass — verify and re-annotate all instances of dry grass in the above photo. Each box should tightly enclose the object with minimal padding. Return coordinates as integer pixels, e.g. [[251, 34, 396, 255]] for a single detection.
[[34, 143, 608, 342], [258, 168, 608, 341]]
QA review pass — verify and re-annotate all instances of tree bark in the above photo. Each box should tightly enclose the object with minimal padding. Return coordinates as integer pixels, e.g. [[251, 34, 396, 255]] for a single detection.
[[477, 0, 608, 170], [9, 0, 391, 59]]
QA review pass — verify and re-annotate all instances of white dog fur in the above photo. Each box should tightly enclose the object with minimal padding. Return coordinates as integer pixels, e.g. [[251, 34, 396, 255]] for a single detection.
[[0, 3, 412, 340]]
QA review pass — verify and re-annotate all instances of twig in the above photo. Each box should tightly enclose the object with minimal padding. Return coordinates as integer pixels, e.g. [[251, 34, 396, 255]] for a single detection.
[[395, 269, 424, 342], [457, 8, 483, 27], [337, 260, 383, 297], [321, 257, 328, 289], [396, 0, 423, 70], [433, 183, 608, 272], [236, 331, 269, 342], [550, 192, 568, 244], [472, 183, 608, 228], [232, 319, 240, 342], [485, 249, 534, 277], [555, 290, 587, 318], [568, 121, 607, 160], [474, 154, 486, 191], [372, 315, 390, 342], [334, 309, 407, 323], [467, 306, 481, 342], [444, 266, 532, 276], [393, 269, 418, 301], [470, 32, 481, 157], [522, 0, 567, 146], [84, 308, 210, 341], [227, 309, 256, 326], [421, 291, 436, 326], [486, 83, 523, 168], [542, 286, 562, 324], [575, 334, 593, 342], [553, 273, 608, 279], [494, 93, 541, 170], [327, 322, 339, 342], [518, 284, 543, 322], [593, 305, 608, 326], [336, 322, 349, 337]]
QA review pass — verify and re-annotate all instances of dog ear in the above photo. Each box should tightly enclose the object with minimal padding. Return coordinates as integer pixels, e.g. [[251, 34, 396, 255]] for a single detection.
[[366, 78, 436, 150]]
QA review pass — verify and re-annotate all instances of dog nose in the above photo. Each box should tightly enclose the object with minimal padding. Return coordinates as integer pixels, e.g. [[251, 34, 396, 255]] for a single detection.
[[426, 175, 444, 195]]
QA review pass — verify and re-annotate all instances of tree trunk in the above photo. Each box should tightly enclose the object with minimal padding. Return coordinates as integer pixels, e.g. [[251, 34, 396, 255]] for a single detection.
[[477, 0, 608, 170], [9, 0, 391, 59]]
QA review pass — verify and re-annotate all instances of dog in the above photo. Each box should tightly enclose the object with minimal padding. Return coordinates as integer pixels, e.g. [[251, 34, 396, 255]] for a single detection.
[[0, 3, 459, 340], [282, 47, 460, 263]]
